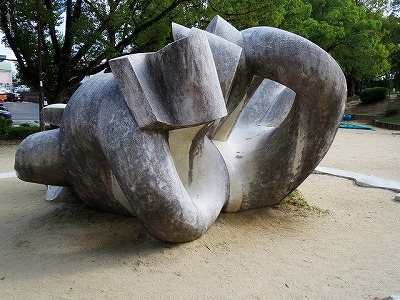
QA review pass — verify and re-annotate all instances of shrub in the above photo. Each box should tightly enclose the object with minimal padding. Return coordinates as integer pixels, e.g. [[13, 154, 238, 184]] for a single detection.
[[0, 117, 12, 139], [0, 124, 54, 140], [360, 87, 389, 104], [6, 126, 41, 139], [0, 123, 42, 140], [385, 104, 400, 117]]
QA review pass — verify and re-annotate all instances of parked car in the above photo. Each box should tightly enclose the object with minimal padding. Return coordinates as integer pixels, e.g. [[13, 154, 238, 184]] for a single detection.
[[0, 108, 12, 120], [14, 85, 30, 92], [6, 92, 21, 102]]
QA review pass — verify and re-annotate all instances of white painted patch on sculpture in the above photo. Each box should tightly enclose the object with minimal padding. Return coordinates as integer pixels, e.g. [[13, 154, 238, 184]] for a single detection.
[[46, 185, 65, 201], [111, 172, 135, 214], [292, 125, 305, 175], [214, 126, 275, 212], [169, 124, 229, 219]]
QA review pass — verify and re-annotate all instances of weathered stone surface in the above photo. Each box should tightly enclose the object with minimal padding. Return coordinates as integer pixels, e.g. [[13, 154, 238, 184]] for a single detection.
[[171, 24, 242, 102], [171, 22, 190, 41], [15, 129, 69, 186], [206, 15, 244, 47], [42, 104, 66, 127], [56, 73, 228, 241], [214, 27, 346, 211], [109, 32, 227, 130], [204, 16, 254, 139], [189, 27, 242, 101], [14, 17, 347, 242]]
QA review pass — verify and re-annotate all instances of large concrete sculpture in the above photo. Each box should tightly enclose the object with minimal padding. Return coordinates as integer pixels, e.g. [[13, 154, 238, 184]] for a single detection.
[[15, 16, 347, 242]]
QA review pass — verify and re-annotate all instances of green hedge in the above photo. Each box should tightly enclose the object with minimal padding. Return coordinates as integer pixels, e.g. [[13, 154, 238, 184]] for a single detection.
[[0, 122, 41, 140], [0, 118, 13, 139], [6, 126, 41, 139], [360, 87, 389, 104]]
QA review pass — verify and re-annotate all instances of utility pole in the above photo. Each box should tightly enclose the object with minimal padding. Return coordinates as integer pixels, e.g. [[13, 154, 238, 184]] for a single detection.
[[36, 0, 45, 131]]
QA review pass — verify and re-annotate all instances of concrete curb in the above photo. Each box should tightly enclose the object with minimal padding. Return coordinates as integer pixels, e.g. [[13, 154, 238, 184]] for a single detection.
[[349, 114, 400, 130], [314, 166, 400, 201], [373, 120, 400, 130], [0, 171, 16, 179]]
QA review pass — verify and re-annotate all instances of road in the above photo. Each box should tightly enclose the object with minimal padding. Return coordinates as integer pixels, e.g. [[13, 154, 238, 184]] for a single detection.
[[2, 102, 39, 125]]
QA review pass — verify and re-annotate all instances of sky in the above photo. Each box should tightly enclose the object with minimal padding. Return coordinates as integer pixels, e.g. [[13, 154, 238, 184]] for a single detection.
[[0, 13, 65, 74], [0, 33, 17, 73]]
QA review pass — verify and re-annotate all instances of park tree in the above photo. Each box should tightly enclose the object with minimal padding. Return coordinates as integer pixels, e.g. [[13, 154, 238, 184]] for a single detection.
[[381, 13, 400, 90], [0, 0, 207, 104], [205, 0, 394, 96], [296, 0, 392, 95], [1, 0, 398, 101], [204, 0, 312, 30]]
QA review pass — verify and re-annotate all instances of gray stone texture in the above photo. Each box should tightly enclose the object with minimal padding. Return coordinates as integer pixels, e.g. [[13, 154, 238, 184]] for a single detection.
[[42, 104, 66, 127], [14, 16, 347, 242], [216, 26, 347, 211], [109, 33, 227, 130], [15, 129, 69, 186]]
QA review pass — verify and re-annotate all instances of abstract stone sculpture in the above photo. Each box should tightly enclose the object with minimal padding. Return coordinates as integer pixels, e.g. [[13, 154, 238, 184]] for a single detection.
[[15, 16, 347, 242]]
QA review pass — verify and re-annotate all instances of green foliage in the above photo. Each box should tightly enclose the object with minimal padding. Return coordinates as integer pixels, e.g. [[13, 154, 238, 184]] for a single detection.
[[0, 117, 12, 139], [385, 104, 400, 116], [300, 0, 391, 96], [0, 116, 12, 126], [206, 0, 288, 29], [282, 190, 329, 213], [283, 190, 309, 208], [378, 116, 400, 124], [360, 87, 389, 104], [1, 0, 400, 100], [0, 0, 207, 104], [206, 0, 395, 96], [0, 120, 42, 140], [5, 126, 41, 140]]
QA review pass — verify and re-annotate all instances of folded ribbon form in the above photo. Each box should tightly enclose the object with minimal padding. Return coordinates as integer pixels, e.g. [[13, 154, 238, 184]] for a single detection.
[[15, 16, 346, 242]]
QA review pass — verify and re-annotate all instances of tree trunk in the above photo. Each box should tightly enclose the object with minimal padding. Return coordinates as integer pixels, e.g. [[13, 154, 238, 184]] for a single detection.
[[348, 76, 356, 96]]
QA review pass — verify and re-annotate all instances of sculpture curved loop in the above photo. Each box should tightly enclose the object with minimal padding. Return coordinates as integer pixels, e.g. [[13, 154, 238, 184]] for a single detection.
[[14, 17, 346, 242], [214, 27, 347, 211]]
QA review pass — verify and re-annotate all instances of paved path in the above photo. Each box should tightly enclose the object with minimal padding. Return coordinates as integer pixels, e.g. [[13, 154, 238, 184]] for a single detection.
[[2, 102, 39, 125]]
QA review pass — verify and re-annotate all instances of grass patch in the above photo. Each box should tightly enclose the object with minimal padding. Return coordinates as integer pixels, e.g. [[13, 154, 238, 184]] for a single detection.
[[281, 190, 329, 214], [377, 116, 400, 124], [380, 103, 400, 124], [284, 190, 309, 207]]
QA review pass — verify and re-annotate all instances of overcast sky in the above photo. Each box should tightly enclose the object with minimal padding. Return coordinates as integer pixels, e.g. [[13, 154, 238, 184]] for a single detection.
[[0, 33, 16, 59], [0, 33, 17, 73]]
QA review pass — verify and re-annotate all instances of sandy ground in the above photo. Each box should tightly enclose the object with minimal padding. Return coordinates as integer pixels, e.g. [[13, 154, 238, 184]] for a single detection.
[[0, 127, 399, 300]]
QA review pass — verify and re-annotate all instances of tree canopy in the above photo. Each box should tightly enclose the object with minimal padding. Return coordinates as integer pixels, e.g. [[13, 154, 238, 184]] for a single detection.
[[300, 0, 392, 95], [206, 0, 400, 95], [1, 0, 400, 101], [0, 0, 207, 103]]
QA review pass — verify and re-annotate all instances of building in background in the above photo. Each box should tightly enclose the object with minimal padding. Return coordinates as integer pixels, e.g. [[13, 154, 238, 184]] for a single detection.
[[0, 61, 12, 91]]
